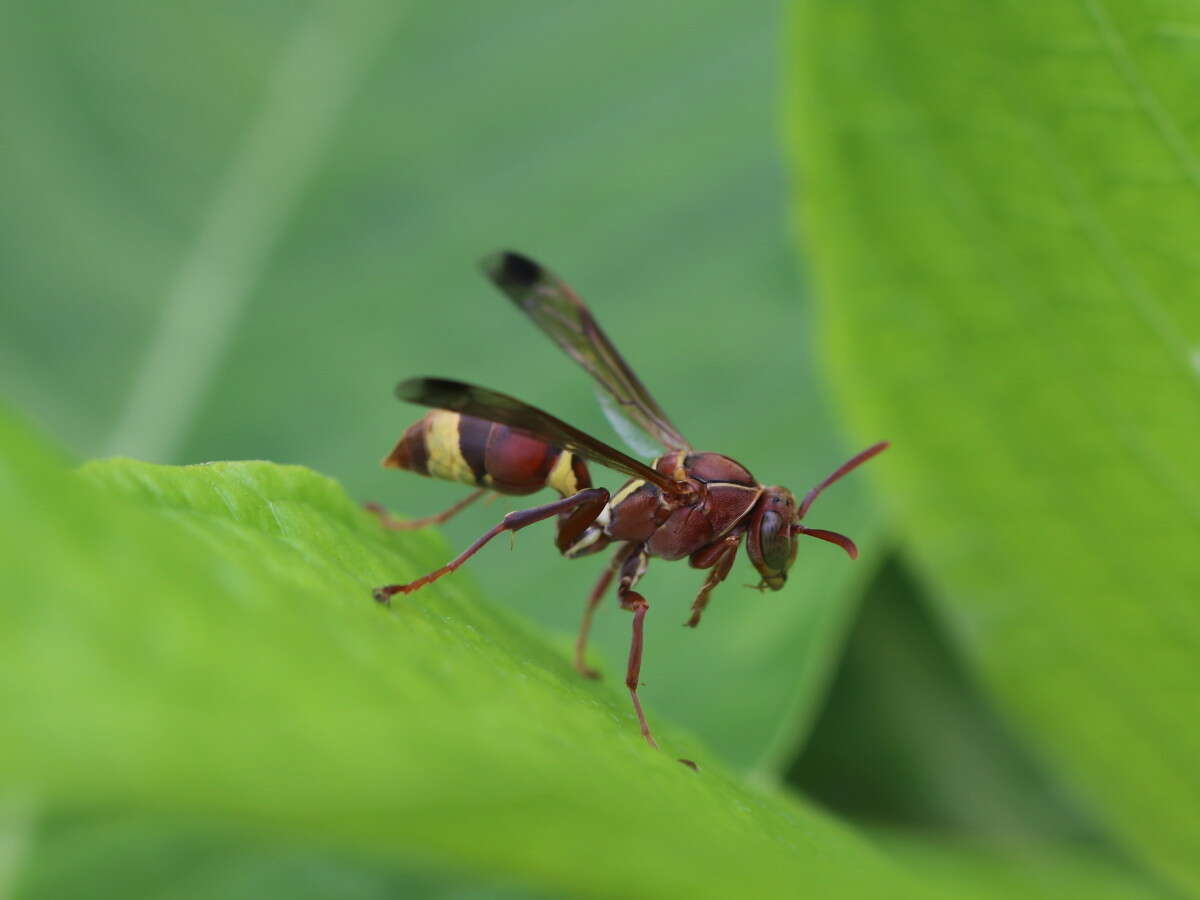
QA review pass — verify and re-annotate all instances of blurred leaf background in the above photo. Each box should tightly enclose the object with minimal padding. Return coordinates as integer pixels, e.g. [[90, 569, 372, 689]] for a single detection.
[[0, 0, 874, 774], [1, 0, 1196, 897], [789, 1, 1200, 896]]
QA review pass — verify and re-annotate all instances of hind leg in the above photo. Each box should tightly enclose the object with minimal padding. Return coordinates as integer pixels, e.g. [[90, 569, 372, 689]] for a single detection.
[[365, 489, 486, 530], [373, 488, 609, 603]]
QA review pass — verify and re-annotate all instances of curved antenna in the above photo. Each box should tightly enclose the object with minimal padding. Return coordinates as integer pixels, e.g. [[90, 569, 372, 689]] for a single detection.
[[797, 441, 889, 519], [794, 526, 858, 559]]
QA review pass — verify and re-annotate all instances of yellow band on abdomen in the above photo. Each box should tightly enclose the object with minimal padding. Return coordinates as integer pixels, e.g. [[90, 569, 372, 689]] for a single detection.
[[546, 450, 579, 497], [424, 411, 478, 486]]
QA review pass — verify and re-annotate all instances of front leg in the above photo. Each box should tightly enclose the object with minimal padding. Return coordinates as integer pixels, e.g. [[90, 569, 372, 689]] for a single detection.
[[685, 533, 742, 628]]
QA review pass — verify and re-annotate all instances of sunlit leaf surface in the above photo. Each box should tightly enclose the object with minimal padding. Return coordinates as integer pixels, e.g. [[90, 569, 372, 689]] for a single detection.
[[0, 407, 918, 900]]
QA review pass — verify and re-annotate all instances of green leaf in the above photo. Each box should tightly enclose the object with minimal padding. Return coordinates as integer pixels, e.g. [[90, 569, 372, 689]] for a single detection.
[[872, 833, 1171, 900], [786, 1, 1200, 894], [0, 407, 925, 900], [790, 556, 1098, 845], [0, 0, 880, 771], [13, 812, 547, 900]]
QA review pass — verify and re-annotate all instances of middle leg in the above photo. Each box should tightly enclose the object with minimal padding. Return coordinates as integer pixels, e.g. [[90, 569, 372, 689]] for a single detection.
[[574, 542, 638, 679], [615, 544, 656, 749]]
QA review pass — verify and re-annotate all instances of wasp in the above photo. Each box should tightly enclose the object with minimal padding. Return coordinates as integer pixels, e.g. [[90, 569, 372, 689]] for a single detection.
[[373, 252, 887, 749]]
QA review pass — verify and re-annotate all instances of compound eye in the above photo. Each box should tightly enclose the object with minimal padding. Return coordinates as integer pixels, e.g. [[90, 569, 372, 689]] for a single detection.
[[757, 509, 794, 573]]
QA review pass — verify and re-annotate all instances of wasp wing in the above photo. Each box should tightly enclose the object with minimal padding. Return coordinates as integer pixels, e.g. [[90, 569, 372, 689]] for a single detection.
[[396, 378, 688, 495], [595, 389, 663, 459], [481, 251, 692, 452]]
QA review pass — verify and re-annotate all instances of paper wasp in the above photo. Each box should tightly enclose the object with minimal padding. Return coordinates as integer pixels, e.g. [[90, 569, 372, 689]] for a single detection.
[[372, 252, 887, 749]]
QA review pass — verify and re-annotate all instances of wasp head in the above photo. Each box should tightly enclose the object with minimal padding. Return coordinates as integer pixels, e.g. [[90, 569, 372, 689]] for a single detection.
[[746, 442, 890, 590], [746, 486, 799, 591]]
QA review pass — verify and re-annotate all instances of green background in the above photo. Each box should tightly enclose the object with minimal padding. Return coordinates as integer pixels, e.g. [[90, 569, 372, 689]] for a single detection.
[[0, 0, 873, 773], [1, 0, 1195, 897]]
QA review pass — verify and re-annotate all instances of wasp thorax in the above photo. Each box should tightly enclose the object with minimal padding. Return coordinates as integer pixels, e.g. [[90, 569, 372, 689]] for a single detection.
[[673, 478, 706, 508]]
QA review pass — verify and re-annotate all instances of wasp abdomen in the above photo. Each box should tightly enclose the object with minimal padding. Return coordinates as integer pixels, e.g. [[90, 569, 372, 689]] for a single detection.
[[384, 410, 590, 497]]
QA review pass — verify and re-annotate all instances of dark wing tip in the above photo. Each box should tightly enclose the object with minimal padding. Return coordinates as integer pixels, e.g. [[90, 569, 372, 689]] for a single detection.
[[394, 377, 426, 403], [481, 250, 544, 292], [395, 377, 465, 409]]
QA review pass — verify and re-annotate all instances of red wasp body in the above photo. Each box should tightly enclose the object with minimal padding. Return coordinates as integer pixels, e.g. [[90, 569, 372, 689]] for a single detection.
[[386, 410, 591, 499], [373, 252, 887, 750]]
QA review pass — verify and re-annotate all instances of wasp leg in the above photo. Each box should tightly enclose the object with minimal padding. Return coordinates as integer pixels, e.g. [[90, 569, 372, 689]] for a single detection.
[[555, 492, 612, 554], [365, 488, 486, 531], [685, 533, 743, 628], [615, 544, 657, 749], [373, 488, 610, 603], [574, 543, 638, 679]]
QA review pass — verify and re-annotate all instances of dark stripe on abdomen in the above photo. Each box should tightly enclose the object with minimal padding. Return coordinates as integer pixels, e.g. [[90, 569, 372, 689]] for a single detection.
[[457, 415, 492, 485]]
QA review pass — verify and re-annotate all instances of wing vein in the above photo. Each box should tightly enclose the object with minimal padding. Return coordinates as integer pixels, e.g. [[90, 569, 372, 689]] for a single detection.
[[483, 251, 692, 452]]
